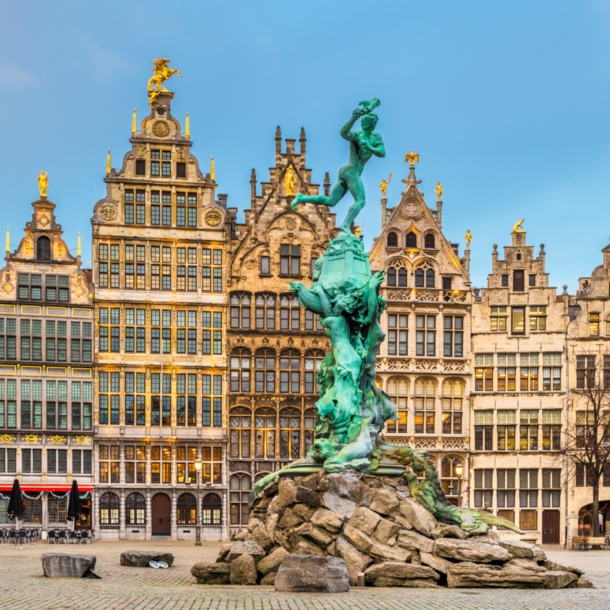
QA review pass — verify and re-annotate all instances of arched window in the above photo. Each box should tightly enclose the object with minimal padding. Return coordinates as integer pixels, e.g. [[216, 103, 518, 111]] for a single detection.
[[415, 268, 424, 287], [387, 232, 398, 247], [126, 492, 146, 525], [100, 492, 120, 529], [255, 293, 276, 329], [426, 269, 435, 288], [304, 408, 315, 452], [37, 236, 51, 261], [386, 377, 408, 433], [605, 314, 610, 337], [255, 349, 275, 393], [441, 456, 463, 505], [280, 408, 301, 459], [255, 407, 276, 458], [280, 294, 300, 330], [424, 233, 436, 249], [305, 350, 323, 394], [230, 348, 251, 393], [229, 406, 251, 458], [202, 493, 222, 527], [415, 262, 434, 288], [229, 474, 251, 526], [387, 268, 396, 286], [398, 268, 407, 287], [405, 232, 417, 248], [230, 293, 251, 329], [177, 492, 197, 525], [280, 349, 301, 393], [442, 379, 463, 434], [414, 378, 435, 434]]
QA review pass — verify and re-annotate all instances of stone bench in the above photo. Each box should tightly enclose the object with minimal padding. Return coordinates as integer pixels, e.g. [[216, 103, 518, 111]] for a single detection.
[[41, 553, 97, 578], [120, 550, 175, 567]]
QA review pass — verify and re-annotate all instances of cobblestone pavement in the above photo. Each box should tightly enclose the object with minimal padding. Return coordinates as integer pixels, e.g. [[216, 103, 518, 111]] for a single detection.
[[1, 540, 610, 610]]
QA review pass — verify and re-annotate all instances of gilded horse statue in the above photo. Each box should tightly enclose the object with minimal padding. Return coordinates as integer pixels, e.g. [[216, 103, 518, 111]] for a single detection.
[[148, 58, 182, 106]]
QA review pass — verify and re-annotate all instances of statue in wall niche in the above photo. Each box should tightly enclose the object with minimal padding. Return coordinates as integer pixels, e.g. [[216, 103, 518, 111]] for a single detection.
[[251, 100, 521, 537]]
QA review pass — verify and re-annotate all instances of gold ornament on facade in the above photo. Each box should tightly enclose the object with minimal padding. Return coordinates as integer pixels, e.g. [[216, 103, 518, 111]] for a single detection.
[[38, 171, 48, 198], [283, 165, 297, 197], [435, 181, 444, 200], [512, 218, 525, 233], [74, 435, 91, 445], [148, 58, 182, 107], [23, 434, 40, 444], [205, 209, 223, 227], [464, 229, 472, 249], [0, 434, 16, 443], [405, 151, 419, 168], [48, 435, 67, 445], [152, 121, 170, 138], [379, 173, 392, 197]]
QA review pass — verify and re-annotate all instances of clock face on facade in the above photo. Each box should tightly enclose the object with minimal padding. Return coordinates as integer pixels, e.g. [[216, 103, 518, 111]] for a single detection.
[[404, 200, 420, 217]]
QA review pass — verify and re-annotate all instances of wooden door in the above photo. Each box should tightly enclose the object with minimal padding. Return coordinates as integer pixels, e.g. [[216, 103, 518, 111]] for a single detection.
[[542, 509, 560, 544], [151, 493, 171, 535]]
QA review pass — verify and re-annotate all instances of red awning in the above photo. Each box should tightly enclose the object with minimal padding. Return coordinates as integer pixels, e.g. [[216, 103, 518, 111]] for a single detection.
[[0, 484, 93, 492]]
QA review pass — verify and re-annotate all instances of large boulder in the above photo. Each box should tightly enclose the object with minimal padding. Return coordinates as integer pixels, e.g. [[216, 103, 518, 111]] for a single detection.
[[120, 550, 175, 568], [41, 554, 96, 578], [274, 555, 350, 593], [397, 529, 435, 554], [336, 535, 373, 586], [434, 538, 511, 563], [256, 547, 290, 575], [226, 540, 265, 563], [322, 492, 356, 518], [374, 517, 401, 545], [447, 562, 546, 588], [369, 541, 411, 563], [369, 488, 400, 516], [364, 562, 440, 582], [497, 539, 536, 559], [230, 554, 258, 585], [343, 524, 375, 554], [348, 507, 381, 536], [398, 499, 437, 537], [310, 507, 345, 533], [191, 562, 230, 585], [544, 570, 578, 589], [420, 552, 453, 574], [543, 560, 584, 576], [294, 522, 334, 547]]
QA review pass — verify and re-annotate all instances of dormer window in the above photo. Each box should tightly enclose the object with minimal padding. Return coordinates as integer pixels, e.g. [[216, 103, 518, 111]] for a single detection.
[[424, 234, 435, 249], [516, 252, 522, 260], [387, 232, 398, 247], [36, 236, 51, 261], [513, 270, 524, 292], [406, 232, 417, 248]]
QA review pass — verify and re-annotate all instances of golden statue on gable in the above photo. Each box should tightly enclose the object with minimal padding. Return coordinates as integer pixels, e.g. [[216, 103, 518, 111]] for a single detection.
[[512, 218, 525, 233], [38, 171, 48, 198], [464, 229, 472, 248], [148, 58, 182, 107], [405, 150, 419, 168], [435, 181, 444, 200], [284, 165, 297, 197], [379, 173, 392, 197]]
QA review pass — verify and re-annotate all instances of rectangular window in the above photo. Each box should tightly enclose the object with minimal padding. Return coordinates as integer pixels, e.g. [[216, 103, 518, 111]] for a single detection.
[[497, 469, 516, 508], [590, 313, 600, 336], [490, 306, 507, 331], [387, 314, 408, 356], [474, 469, 493, 508], [497, 410, 516, 450], [474, 353, 494, 391], [513, 270, 525, 292], [280, 244, 301, 276], [576, 355, 596, 389], [520, 409, 539, 450], [519, 469, 538, 509], [497, 353, 516, 391], [443, 316, 463, 357], [415, 315, 436, 357], [530, 306, 547, 331], [542, 469, 561, 507]]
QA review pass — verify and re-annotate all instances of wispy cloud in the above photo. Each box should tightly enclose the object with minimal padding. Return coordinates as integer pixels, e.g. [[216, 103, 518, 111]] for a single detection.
[[0, 60, 40, 89], [79, 33, 133, 84]]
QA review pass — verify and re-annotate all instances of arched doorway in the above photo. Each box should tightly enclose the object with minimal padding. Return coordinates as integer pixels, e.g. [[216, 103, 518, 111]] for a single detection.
[[151, 493, 171, 536], [578, 501, 610, 537]]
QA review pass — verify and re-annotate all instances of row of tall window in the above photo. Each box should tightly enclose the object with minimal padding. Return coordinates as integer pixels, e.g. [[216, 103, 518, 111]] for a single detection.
[[99, 491, 222, 528], [575, 355, 610, 389], [0, 495, 83, 524], [133, 151, 187, 180], [0, 379, 93, 430], [385, 378, 464, 435], [230, 293, 323, 331], [473, 468, 561, 530], [0, 447, 91, 474], [489, 306, 547, 332], [124, 189, 198, 227], [474, 352, 562, 392], [230, 349, 323, 394], [16, 273, 70, 303], [98, 372, 222, 427], [387, 231, 435, 250], [229, 407, 315, 459], [98, 246, 222, 292], [98, 445, 223, 485], [386, 313, 463, 357], [386, 262, 439, 289], [0, 318, 92, 362], [98, 308, 223, 354], [260, 247, 318, 278], [473, 409, 562, 451], [499, 270, 538, 292]]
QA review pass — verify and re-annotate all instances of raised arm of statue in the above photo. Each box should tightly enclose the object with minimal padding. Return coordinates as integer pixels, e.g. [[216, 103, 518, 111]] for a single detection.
[[339, 109, 363, 141]]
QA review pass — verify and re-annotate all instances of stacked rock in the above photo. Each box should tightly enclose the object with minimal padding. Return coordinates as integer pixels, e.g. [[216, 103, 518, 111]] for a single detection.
[[191, 471, 594, 589]]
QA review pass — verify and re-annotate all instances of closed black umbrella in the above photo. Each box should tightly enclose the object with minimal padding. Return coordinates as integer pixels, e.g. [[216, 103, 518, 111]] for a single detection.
[[67, 480, 83, 522], [7, 479, 23, 521]]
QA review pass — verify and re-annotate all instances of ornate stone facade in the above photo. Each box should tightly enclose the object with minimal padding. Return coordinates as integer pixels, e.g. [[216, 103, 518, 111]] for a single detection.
[[369, 164, 471, 507], [226, 128, 335, 534], [91, 91, 231, 541], [0, 195, 94, 531]]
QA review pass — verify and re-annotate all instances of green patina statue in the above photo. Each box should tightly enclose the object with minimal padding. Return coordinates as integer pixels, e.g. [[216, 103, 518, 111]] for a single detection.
[[251, 100, 521, 536]]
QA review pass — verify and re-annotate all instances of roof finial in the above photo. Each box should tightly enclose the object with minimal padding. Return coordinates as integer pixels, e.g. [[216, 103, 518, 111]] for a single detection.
[[185, 112, 190, 139], [5, 227, 9, 255], [106, 149, 111, 176], [512, 218, 525, 233], [405, 150, 419, 168], [38, 171, 48, 198], [210, 156, 215, 182], [132, 108, 137, 135], [77, 232, 81, 259]]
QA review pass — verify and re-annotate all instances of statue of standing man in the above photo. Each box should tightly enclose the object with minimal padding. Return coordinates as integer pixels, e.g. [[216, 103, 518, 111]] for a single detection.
[[291, 99, 385, 233]]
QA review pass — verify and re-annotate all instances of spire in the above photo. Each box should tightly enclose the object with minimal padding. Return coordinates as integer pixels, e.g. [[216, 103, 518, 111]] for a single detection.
[[299, 127, 306, 156], [250, 168, 257, 200], [210, 156, 215, 182], [5, 227, 9, 255], [275, 126, 282, 155], [132, 108, 137, 135], [185, 112, 190, 139], [77, 232, 81, 259], [106, 149, 111, 176], [324, 172, 331, 197]]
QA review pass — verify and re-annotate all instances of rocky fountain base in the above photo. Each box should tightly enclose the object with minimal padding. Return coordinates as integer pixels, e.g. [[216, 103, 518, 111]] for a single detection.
[[192, 471, 594, 590]]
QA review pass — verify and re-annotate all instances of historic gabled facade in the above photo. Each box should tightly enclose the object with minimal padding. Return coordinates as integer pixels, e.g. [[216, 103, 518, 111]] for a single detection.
[[471, 227, 569, 543], [226, 128, 336, 533], [369, 162, 471, 507], [0, 188, 94, 531], [91, 89, 231, 541]]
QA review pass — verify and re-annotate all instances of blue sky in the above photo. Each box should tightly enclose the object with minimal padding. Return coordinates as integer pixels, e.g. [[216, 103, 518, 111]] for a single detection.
[[1, 0, 609, 291]]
